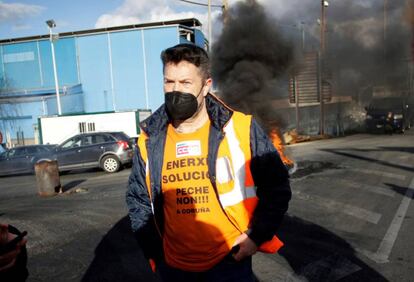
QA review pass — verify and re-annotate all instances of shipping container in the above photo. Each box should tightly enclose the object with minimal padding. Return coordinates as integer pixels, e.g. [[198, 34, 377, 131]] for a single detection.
[[38, 109, 151, 145]]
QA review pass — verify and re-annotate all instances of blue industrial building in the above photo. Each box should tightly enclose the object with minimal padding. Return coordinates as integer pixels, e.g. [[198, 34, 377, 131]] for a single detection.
[[0, 18, 206, 145]]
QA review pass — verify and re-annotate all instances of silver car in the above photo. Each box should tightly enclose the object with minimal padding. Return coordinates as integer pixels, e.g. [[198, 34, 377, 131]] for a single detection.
[[50, 132, 134, 173]]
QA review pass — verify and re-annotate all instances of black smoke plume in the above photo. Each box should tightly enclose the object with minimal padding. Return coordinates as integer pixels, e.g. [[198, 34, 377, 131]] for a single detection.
[[211, 0, 294, 134], [325, 0, 411, 102], [265, 0, 412, 104]]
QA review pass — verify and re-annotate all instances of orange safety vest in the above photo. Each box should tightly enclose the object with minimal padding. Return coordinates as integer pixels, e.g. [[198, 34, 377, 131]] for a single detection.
[[216, 111, 283, 253], [138, 111, 283, 254]]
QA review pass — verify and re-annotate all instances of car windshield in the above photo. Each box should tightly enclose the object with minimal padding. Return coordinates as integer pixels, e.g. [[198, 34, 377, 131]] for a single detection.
[[111, 132, 130, 140]]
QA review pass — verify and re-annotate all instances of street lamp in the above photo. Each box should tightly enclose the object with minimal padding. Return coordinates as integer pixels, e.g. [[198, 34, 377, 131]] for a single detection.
[[46, 19, 62, 115], [208, 0, 211, 46], [320, 1, 329, 53], [178, 0, 226, 46], [319, 0, 329, 135]]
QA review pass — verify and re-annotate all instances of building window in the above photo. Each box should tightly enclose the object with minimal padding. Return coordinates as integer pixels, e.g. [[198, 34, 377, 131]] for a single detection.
[[88, 122, 95, 132], [79, 122, 95, 133], [3, 51, 35, 63]]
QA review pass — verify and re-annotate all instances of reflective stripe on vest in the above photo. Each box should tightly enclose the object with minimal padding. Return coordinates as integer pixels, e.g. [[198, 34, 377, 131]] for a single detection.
[[218, 112, 284, 254], [219, 118, 256, 208]]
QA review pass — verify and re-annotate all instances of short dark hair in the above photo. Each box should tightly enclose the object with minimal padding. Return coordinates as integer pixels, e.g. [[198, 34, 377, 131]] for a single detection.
[[161, 43, 211, 80]]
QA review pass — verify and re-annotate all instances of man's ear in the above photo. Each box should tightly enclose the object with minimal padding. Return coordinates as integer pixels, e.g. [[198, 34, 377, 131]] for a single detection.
[[203, 78, 213, 97]]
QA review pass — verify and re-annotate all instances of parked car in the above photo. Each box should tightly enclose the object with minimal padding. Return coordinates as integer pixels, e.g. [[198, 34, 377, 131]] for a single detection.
[[50, 132, 134, 173], [365, 97, 413, 133], [0, 145, 56, 176]]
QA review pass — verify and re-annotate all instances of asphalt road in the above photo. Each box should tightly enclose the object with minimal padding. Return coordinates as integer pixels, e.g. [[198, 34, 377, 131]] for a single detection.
[[1, 130, 413, 281], [254, 130, 414, 282]]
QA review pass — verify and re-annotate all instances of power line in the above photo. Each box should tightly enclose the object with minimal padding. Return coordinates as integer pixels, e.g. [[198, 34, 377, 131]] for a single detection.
[[178, 0, 223, 8]]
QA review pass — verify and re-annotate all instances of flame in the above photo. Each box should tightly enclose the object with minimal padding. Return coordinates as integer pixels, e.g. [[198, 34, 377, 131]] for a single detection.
[[269, 129, 294, 166], [405, 0, 414, 25]]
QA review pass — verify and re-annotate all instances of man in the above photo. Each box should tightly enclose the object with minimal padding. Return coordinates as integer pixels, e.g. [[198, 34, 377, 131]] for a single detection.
[[126, 43, 291, 281]]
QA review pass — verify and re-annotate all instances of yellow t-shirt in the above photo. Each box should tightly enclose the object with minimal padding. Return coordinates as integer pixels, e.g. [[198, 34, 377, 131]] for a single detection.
[[162, 120, 241, 271]]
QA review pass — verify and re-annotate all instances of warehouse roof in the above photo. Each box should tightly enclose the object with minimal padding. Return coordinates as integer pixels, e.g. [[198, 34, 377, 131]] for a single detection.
[[0, 18, 202, 44]]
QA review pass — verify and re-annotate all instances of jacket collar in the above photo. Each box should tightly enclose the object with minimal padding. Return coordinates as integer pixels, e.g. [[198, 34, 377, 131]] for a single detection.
[[140, 93, 233, 137]]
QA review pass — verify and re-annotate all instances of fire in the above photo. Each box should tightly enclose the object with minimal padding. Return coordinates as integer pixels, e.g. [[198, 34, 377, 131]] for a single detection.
[[269, 129, 294, 167], [405, 0, 414, 25]]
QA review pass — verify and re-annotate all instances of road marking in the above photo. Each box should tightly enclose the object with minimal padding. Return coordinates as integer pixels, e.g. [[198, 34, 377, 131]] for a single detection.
[[315, 176, 395, 197], [359, 176, 414, 264], [294, 191, 382, 224], [348, 168, 406, 181], [341, 180, 395, 198], [397, 155, 411, 161], [286, 254, 362, 281]]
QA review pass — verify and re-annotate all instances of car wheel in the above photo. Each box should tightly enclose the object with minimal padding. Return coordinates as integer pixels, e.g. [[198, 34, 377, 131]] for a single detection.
[[101, 155, 120, 173]]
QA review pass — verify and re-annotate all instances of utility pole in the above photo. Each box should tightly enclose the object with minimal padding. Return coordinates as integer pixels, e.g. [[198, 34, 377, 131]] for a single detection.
[[383, 0, 388, 87], [384, 0, 387, 56], [319, 1, 328, 135], [320, 1, 327, 53], [46, 19, 62, 115], [178, 0, 225, 45], [301, 21, 306, 51], [294, 77, 300, 133], [208, 0, 212, 45]]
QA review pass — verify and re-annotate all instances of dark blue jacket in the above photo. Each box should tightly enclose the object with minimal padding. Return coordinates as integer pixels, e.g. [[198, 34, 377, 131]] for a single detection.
[[126, 94, 291, 260]]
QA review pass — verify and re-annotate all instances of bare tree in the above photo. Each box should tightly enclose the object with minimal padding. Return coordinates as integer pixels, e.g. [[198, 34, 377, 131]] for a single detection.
[[0, 75, 20, 145]]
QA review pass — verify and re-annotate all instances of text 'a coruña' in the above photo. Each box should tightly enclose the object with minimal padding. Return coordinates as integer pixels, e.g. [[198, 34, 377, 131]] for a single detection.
[[177, 207, 211, 214]]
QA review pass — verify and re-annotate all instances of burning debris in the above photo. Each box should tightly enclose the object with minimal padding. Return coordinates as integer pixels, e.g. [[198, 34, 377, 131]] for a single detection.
[[269, 128, 294, 167], [211, 0, 295, 166]]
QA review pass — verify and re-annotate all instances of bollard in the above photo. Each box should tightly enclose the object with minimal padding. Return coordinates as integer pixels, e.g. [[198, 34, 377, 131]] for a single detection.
[[34, 160, 61, 196]]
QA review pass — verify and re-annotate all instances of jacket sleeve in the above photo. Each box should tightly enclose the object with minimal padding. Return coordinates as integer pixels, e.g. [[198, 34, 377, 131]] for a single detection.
[[247, 118, 292, 246], [126, 145, 163, 260]]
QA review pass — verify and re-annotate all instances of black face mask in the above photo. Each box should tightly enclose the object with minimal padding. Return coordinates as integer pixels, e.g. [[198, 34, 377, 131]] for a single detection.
[[165, 89, 203, 121]]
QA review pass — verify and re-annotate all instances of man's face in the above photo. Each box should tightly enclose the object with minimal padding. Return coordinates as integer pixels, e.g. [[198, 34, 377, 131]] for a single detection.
[[163, 61, 210, 100]]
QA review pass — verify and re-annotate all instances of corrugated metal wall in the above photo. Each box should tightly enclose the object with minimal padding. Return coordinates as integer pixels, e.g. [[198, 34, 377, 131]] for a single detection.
[[0, 38, 78, 90], [289, 52, 332, 104], [1, 24, 199, 144]]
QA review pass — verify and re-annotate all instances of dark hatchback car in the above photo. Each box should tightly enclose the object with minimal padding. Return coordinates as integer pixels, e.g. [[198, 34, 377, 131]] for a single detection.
[[50, 131, 133, 173], [0, 145, 56, 176], [365, 97, 413, 133]]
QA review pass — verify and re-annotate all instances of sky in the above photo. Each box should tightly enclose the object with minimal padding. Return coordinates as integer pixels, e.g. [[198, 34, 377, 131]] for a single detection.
[[0, 0, 228, 40], [0, 0, 327, 41], [0, 0, 410, 51]]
